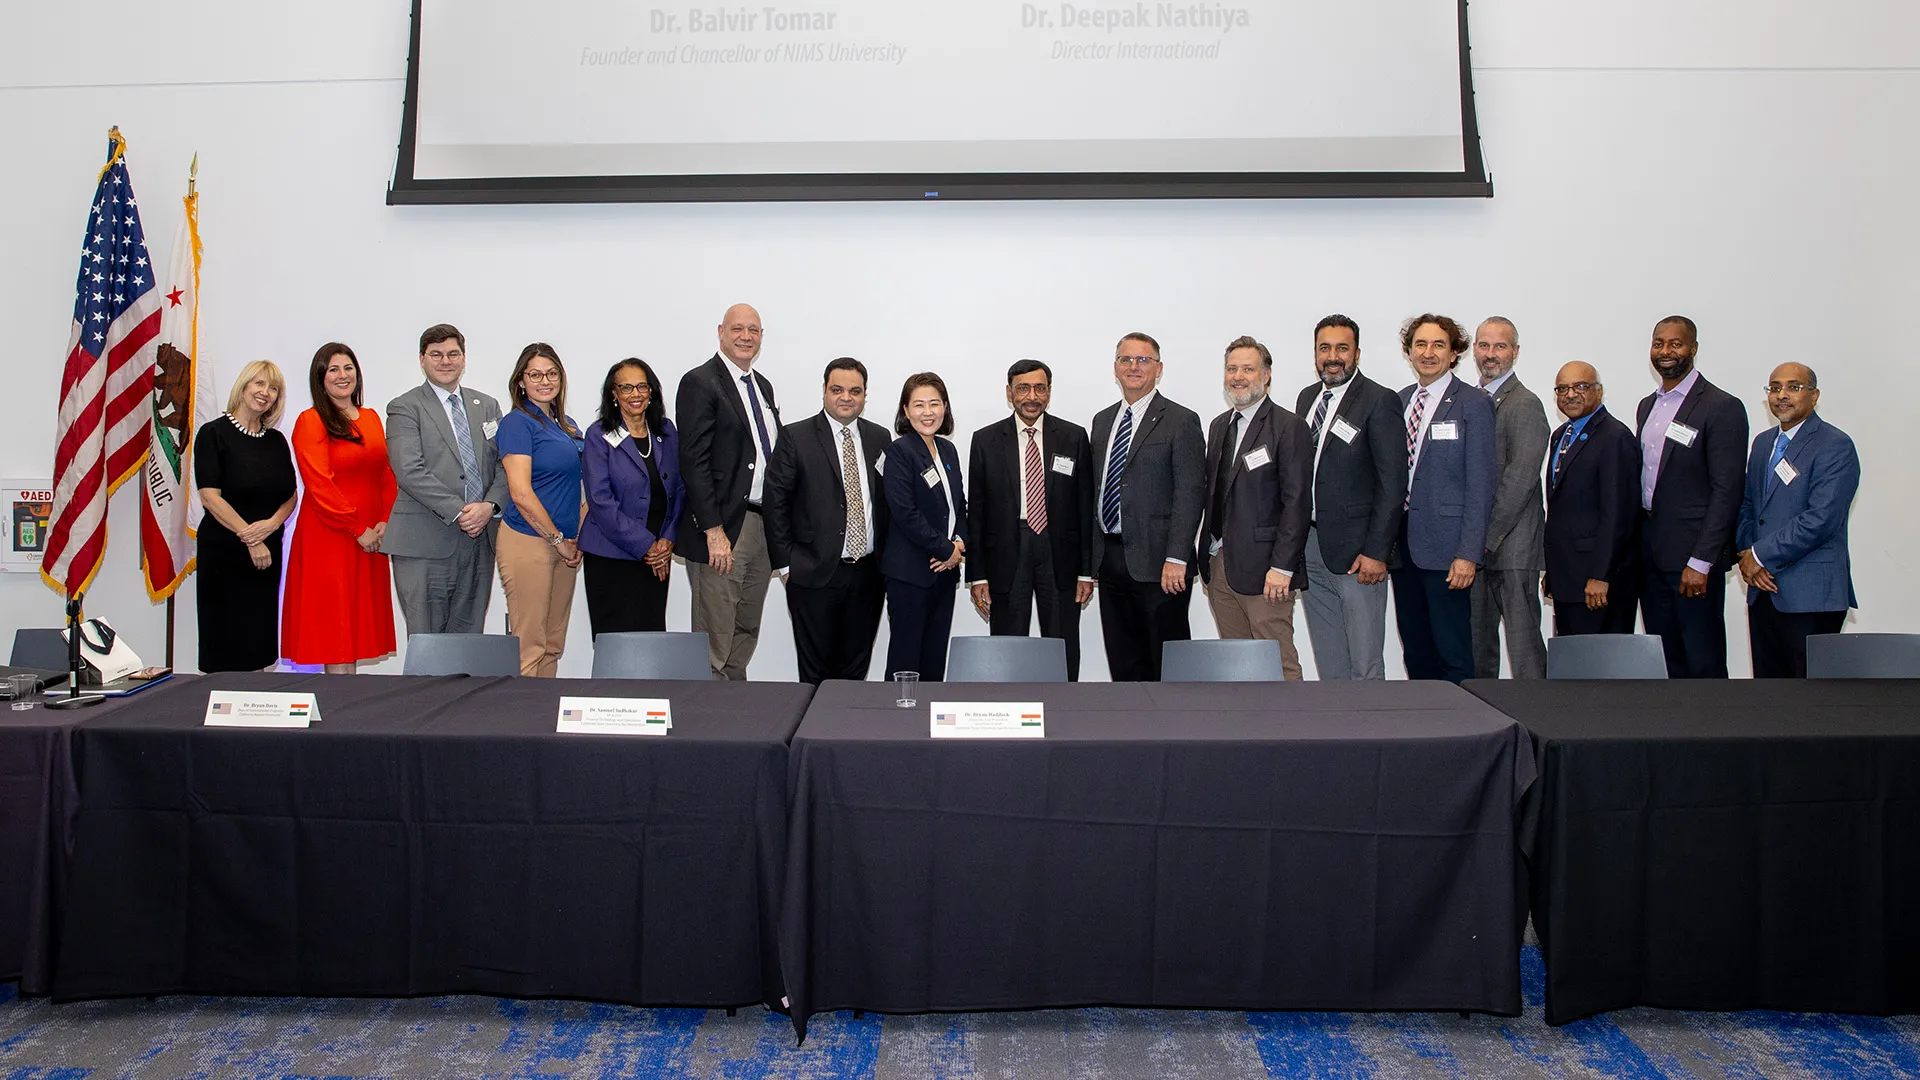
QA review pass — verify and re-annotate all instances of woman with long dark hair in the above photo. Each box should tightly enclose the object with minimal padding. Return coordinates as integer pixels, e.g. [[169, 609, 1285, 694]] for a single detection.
[[577, 358, 686, 636], [281, 343, 398, 673], [496, 343, 586, 676]]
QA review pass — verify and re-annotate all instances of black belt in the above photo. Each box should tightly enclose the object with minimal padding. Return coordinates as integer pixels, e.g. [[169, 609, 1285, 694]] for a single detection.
[[840, 554, 870, 564], [744, 503, 763, 515]]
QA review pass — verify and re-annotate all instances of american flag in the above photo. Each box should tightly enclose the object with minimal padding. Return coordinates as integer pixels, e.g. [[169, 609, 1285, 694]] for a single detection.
[[42, 129, 161, 599]]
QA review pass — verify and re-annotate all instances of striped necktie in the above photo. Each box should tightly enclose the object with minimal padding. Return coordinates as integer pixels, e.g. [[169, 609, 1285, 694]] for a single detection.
[[1101, 405, 1133, 533]]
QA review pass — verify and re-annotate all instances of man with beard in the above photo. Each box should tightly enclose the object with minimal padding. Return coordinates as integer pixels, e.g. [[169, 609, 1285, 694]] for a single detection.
[[1543, 361, 1642, 636], [1635, 315, 1748, 678], [1293, 315, 1408, 679], [1090, 332, 1207, 681], [1468, 316, 1550, 679], [1199, 336, 1312, 677], [966, 359, 1096, 680], [764, 357, 892, 684], [1734, 363, 1859, 678]]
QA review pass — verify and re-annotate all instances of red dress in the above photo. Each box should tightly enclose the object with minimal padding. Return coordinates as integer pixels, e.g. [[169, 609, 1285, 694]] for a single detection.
[[282, 408, 399, 665]]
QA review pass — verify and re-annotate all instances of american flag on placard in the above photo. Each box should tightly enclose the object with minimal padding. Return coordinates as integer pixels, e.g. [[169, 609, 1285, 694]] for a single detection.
[[210, 701, 233, 715], [42, 128, 161, 599]]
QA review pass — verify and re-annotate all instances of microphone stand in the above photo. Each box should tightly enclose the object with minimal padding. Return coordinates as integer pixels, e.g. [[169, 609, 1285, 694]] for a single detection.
[[47, 593, 103, 710]]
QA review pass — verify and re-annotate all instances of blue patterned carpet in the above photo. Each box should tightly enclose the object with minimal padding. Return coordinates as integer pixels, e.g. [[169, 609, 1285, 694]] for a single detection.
[[4, 949, 1916, 1079]]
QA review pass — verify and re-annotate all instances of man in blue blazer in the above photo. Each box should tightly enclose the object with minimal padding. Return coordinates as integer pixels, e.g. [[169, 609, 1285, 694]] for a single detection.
[[1390, 315, 1496, 683], [1735, 363, 1859, 678], [1636, 316, 1748, 678]]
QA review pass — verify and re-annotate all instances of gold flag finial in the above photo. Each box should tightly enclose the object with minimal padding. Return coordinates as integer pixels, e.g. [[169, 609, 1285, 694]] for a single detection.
[[189, 152, 198, 196]]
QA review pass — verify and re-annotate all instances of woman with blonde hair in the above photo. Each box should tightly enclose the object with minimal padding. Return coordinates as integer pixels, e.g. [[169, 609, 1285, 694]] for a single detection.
[[194, 360, 298, 672]]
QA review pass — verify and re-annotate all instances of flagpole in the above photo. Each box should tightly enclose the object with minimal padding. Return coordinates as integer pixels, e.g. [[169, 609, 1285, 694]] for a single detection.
[[161, 153, 197, 673]]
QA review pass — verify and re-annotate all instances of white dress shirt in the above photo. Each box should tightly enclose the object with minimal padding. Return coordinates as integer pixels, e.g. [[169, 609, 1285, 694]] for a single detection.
[[1306, 379, 1354, 521], [726, 360, 779, 504]]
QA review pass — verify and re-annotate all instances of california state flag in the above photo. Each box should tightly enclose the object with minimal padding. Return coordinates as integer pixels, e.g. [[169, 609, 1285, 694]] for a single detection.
[[138, 183, 212, 600]]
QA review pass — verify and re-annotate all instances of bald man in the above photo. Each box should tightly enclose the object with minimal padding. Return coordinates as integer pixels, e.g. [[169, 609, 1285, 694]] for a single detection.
[[677, 303, 782, 679], [1543, 362, 1643, 636], [1735, 363, 1859, 677]]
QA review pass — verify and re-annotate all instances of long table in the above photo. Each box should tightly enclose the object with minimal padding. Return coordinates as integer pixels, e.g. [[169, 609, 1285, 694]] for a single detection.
[[778, 680, 1535, 1038], [0, 691, 104, 993], [53, 672, 811, 1007], [1465, 678, 1920, 1026]]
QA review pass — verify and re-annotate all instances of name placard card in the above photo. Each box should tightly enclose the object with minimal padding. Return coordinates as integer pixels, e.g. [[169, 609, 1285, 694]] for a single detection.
[[930, 701, 1045, 739], [205, 691, 319, 728], [557, 696, 672, 736]]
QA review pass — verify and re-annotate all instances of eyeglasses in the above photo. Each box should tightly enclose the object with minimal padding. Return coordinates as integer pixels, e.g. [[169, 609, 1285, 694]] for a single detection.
[[613, 382, 651, 396], [1552, 382, 1600, 396], [523, 371, 561, 383], [425, 350, 464, 362], [1764, 382, 1814, 394], [1115, 355, 1159, 368]]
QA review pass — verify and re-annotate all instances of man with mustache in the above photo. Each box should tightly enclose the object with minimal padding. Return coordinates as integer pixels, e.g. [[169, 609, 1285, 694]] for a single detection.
[[1199, 336, 1312, 678], [1734, 363, 1859, 677], [1293, 315, 1408, 680], [1543, 361, 1642, 635], [1635, 316, 1748, 678]]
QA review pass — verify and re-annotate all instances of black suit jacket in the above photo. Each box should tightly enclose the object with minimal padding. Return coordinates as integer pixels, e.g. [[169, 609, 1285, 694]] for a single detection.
[[1294, 372, 1407, 570], [674, 353, 780, 563], [1634, 374, 1748, 573], [1089, 392, 1207, 582], [1544, 406, 1641, 603], [1200, 398, 1313, 595], [763, 412, 892, 589], [880, 434, 968, 586], [965, 415, 1094, 591]]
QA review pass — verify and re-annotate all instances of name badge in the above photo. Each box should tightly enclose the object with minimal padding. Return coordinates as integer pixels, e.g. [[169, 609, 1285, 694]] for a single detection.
[[557, 696, 672, 736], [1242, 446, 1272, 470], [1430, 421, 1459, 441], [1330, 417, 1360, 443], [1774, 458, 1798, 486], [930, 701, 1045, 739], [873, 453, 885, 475], [205, 690, 320, 728], [601, 428, 624, 447], [1666, 421, 1699, 448], [1051, 454, 1075, 476], [922, 466, 942, 488], [481, 419, 499, 440]]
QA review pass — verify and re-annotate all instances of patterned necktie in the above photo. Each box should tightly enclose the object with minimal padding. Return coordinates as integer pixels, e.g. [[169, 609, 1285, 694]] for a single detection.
[[1101, 405, 1134, 533], [1404, 389, 1428, 509], [841, 426, 866, 557], [1552, 423, 1578, 486], [1765, 429, 1790, 493], [1309, 389, 1333, 446], [447, 391, 483, 504], [742, 375, 774, 458], [1023, 426, 1048, 534]]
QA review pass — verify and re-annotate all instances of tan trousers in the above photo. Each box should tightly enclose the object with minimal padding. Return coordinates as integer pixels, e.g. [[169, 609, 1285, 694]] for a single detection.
[[496, 525, 579, 677], [688, 510, 772, 681], [1206, 550, 1303, 680]]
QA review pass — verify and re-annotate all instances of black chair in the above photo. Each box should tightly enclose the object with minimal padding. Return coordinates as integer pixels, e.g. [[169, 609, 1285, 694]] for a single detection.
[[1161, 639, 1285, 682], [944, 636, 1068, 683], [10, 628, 67, 671], [590, 631, 712, 681], [1545, 634, 1668, 679], [401, 633, 522, 677], [1805, 633, 1920, 679]]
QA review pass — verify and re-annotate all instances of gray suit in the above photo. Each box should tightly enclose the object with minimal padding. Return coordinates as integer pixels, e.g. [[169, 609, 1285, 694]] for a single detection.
[[1470, 374, 1549, 679], [384, 381, 508, 636]]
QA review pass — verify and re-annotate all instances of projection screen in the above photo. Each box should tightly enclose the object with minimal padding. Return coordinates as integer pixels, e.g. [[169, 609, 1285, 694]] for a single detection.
[[388, 0, 1492, 203]]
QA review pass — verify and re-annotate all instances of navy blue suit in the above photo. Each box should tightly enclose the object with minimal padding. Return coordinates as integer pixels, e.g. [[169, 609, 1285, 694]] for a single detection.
[[1391, 374, 1496, 682], [1735, 413, 1859, 677], [1543, 406, 1642, 636], [578, 418, 685, 636], [881, 434, 968, 681]]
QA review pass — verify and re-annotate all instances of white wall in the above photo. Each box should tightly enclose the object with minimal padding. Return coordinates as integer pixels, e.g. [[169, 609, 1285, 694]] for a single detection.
[[2, 1, 1915, 679]]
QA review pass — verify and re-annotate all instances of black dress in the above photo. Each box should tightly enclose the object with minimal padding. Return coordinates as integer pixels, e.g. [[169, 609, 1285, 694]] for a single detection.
[[195, 415, 297, 672]]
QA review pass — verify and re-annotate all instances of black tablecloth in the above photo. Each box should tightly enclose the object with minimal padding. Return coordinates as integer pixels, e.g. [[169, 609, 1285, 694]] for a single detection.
[[54, 672, 811, 1006], [1466, 678, 1920, 1025], [780, 680, 1535, 1037]]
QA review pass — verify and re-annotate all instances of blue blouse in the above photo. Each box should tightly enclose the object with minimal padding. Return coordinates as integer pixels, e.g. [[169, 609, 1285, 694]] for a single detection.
[[497, 407, 584, 538]]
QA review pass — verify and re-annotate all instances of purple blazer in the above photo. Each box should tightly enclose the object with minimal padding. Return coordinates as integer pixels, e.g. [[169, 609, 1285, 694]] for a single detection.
[[578, 417, 686, 562]]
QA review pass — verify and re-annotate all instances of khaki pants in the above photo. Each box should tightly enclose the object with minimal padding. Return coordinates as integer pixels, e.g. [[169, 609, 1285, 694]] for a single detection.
[[1206, 550, 1302, 680], [496, 525, 579, 677], [688, 510, 772, 681]]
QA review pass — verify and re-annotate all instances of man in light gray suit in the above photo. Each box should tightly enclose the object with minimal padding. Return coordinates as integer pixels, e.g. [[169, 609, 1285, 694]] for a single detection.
[[1468, 316, 1549, 679], [384, 323, 508, 637]]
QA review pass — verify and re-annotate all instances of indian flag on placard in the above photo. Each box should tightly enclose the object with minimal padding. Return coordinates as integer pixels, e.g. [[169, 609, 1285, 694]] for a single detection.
[[137, 172, 212, 601], [288, 699, 310, 718]]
